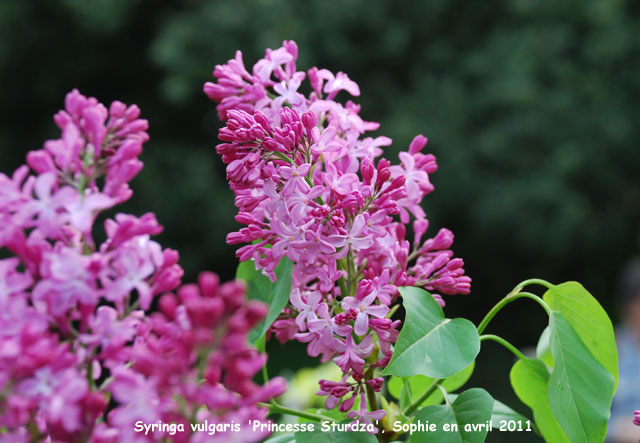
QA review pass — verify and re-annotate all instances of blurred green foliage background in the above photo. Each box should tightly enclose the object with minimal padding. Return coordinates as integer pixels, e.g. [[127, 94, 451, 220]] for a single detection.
[[1, 1, 638, 439]]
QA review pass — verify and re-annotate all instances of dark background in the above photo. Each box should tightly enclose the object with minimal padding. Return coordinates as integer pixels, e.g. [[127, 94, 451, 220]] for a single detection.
[[1, 1, 638, 441]]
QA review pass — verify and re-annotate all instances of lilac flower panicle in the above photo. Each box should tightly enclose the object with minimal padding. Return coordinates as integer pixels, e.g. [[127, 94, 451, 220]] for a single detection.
[[205, 40, 471, 423], [0, 90, 284, 442]]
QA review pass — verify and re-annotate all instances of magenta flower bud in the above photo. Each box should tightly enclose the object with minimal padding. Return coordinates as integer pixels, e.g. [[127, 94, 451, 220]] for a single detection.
[[218, 280, 247, 311], [446, 258, 464, 271], [178, 283, 200, 303], [227, 232, 248, 244], [369, 317, 392, 329], [361, 159, 374, 185], [250, 126, 265, 139], [301, 111, 317, 135], [339, 394, 356, 412], [330, 385, 352, 398], [253, 111, 271, 132], [395, 272, 416, 287], [244, 301, 268, 329], [218, 127, 235, 141], [366, 377, 384, 392], [330, 214, 346, 227], [396, 223, 406, 242], [431, 228, 454, 250], [291, 121, 303, 141], [204, 363, 222, 386], [416, 153, 438, 174], [409, 134, 428, 154], [255, 377, 287, 402], [308, 66, 323, 95], [396, 249, 408, 269], [164, 248, 180, 265], [356, 279, 373, 299], [375, 167, 391, 188], [187, 296, 225, 328], [159, 293, 179, 319], [633, 410, 640, 426], [334, 312, 351, 325], [319, 380, 339, 390], [152, 262, 183, 295], [371, 353, 393, 368], [236, 245, 257, 261], [387, 175, 406, 192], [108, 100, 127, 117], [376, 158, 390, 173], [26, 150, 56, 174], [198, 271, 220, 298], [115, 119, 147, 138], [455, 277, 471, 294], [433, 294, 446, 307], [110, 139, 142, 163], [122, 103, 141, 120], [413, 219, 429, 246], [262, 137, 280, 152], [82, 391, 108, 422]]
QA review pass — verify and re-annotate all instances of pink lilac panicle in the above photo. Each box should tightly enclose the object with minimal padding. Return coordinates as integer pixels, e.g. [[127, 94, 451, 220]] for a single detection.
[[206, 40, 471, 421], [0, 91, 284, 442]]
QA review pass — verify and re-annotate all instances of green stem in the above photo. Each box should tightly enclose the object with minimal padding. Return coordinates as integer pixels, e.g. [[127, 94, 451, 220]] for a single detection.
[[28, 420, 40, 441], [516, 291, 552, 315], [386, 303, 400, 319], [365, 383, 385, 442], [437, 384, 451, 407], [480, 334, 527, 361], [87, 359, 96, 390], [262, 360, 269, 385], [402, 378, 442, 416], [477, 291, 551, 334], [512, 278, 553, 293], [272, 151, 294, 164], [346, 250, 355, 297], [259, 402, 336, 422]]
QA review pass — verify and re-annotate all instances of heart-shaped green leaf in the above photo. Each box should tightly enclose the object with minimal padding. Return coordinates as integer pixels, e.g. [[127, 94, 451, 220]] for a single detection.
[[382, 287, 480, 378], [236, 256, 293, 343], [543, 282, 618, 389], [409, 388, 494, 443], [510, 357, 569, 442], [547, 311, 615, 442], [388, 362, 475, 409]]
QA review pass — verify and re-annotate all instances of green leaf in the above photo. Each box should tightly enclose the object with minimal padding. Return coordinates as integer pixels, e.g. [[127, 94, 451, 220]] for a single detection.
[[490, 399, 533, 431], [294, 421, 378, 442], [547, 311, 615, 443], [409, 388, 494, 443], [510, 357, 569, 442], [535, 326, 554, 368], [543, 282, 618, 389], [236, 257, 293, 344], [399, 377, 413, 411], [381, 287, 480, 378], [447, 394, 533, 431], [388, 362, 475, 409]]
